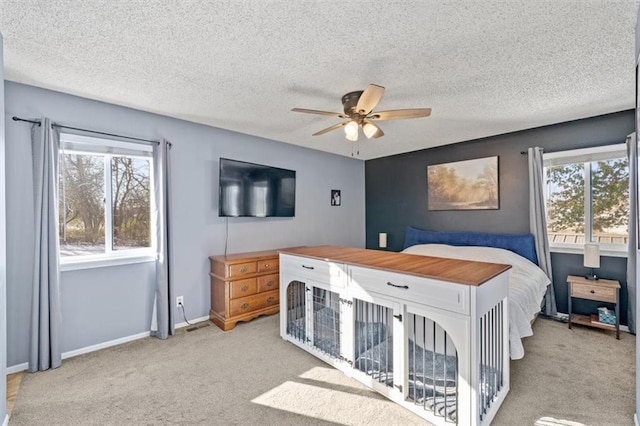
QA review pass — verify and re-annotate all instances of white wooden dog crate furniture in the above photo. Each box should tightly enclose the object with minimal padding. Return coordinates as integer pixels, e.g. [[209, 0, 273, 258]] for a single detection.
[[279, 246, 511, 426]]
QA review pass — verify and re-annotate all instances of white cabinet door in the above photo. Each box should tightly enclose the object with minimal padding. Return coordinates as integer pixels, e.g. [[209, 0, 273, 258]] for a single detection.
[[401, 302, 471, 426], [345, 289, 402, 397]]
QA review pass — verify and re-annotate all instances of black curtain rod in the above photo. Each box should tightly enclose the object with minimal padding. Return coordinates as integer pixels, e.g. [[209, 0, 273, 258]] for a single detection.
[[520, 148, 545, 155], [12, 117, 40, 126], [12, 116, 160, 145]]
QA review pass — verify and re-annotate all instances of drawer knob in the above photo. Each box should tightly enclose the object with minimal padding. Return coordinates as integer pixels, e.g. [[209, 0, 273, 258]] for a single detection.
[[302, 265, 314, 270], [590, 289, 595, 294], [267, 280, 275, 287], [387, 281, 409, 290], [266, 296, 275, 303], [241, 285, 249, 291], [240, 303, 249, 309], [239, 266, 248, 273], [264, 264, 269, 268]]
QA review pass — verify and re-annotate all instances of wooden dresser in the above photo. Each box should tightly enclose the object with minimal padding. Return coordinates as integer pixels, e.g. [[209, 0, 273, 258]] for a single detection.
[[209, 249, 281, 331]]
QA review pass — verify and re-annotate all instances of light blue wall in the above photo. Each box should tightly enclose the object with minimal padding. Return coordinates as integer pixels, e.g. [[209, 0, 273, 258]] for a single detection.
[[5, 81, 365, 367], [61, 263, 156, 351], [0, 33, 8, 425]]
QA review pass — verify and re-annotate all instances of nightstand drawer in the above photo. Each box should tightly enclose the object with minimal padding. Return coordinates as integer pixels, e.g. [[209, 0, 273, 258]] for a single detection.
[[571, 283, 616, 303]]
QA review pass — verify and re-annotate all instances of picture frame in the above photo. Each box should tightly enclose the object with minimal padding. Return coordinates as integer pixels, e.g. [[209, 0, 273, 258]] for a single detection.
[[331, 189, 341, 206], [427, 156, 499, 211]]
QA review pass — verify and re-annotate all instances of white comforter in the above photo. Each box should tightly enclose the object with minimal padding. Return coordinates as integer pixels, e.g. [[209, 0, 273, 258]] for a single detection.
[[401, 244, 550, 360]]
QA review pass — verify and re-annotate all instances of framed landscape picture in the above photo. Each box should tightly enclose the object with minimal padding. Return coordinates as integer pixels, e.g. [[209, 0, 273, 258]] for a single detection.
[[427, 156, 499, 211]]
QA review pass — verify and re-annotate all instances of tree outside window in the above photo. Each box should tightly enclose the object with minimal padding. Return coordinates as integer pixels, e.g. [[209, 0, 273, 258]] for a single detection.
[[58, 142, 152, 258], [545, 146, 629, 250]]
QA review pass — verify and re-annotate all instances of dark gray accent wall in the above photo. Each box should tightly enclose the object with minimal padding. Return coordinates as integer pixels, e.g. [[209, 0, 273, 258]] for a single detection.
[[5, 81, 366, 367], [366, 110, 634, 324], [551, 252, 628, 325]]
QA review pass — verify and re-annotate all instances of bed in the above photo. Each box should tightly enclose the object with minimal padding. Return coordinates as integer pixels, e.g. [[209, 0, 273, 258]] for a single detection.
[[401, 226, 551, 360]]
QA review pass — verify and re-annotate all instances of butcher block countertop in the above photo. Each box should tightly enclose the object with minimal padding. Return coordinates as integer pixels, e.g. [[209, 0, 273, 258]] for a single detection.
[[279, 245, 511, 286]]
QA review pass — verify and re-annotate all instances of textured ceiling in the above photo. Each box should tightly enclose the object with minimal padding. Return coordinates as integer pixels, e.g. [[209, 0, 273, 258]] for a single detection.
[[1, 1, 638, 160]]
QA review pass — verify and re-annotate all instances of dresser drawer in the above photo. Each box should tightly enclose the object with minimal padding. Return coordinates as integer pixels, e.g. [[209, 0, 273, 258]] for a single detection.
[[571, 282, 617, 303], [230, 290, 279, 317], [229, 278, 258, 299], [280, 254, 345, 287], [258, 259, 279, 274], [258, 273, 279, 292], [349, 265, 470, 315], [229, 261, 257, 278]]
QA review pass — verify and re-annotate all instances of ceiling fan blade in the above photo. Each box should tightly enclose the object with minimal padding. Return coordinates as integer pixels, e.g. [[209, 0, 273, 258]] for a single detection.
[[368, 108, 432, 121], [356, 84, 385, 115], [312, 121, 349, 136], [292, 108, 345, 118], [363, 121, 384, 139]]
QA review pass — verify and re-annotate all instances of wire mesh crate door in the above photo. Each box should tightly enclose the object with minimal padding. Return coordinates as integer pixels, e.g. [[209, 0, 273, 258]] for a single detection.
[[407, 312, 458, 424], [285, 280, 307, 343], [312, 287, 341, 358], [353, 299, 394, 387]]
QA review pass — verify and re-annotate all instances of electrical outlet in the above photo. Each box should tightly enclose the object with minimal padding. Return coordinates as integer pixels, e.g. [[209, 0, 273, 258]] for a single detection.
[[176, 296, 184, 307]]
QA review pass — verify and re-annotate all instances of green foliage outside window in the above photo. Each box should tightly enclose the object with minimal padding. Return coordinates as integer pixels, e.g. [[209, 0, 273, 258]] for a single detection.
[[546, 157, 628, 239]]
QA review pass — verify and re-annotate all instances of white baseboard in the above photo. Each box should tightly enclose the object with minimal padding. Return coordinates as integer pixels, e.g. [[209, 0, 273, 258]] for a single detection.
[[175, 315, 209, 329], [6, 316, 211, 374], [3, 414, 8, 426], [635, 412, 638, 426], [6, 362, 28, 374], [61, 330, 151, 360]]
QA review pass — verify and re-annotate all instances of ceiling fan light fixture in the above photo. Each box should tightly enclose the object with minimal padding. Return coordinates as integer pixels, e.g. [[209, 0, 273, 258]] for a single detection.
[[292, 84, 431, 143], [363, 122, 381, 139], [344, 120, 359, 137], [345, 131, 358, 142]]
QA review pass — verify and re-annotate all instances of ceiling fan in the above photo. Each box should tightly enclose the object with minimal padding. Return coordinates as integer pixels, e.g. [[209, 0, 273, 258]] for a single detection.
[[292, 84, 431, 141]]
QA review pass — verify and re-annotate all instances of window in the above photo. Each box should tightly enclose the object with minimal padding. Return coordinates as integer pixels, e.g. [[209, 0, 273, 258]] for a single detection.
[[58, 133, 154, 263], [544, 144, 629, 255]]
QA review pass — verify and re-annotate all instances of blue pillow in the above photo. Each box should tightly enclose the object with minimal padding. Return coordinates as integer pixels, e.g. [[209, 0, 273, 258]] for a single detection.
[[403, 226, 539, 265]]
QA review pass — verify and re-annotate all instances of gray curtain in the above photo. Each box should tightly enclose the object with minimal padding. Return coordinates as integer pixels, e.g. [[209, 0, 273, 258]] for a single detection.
[[627, 133, 637, 334], [528, 147, 557, 316], [151, 139, 174, 339], [29, 118, 62, 371]]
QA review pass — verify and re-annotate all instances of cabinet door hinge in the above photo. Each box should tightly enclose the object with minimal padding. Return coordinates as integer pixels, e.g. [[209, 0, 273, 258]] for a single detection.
[[338, 356, 353, 365], [339, 298, 353, 306], [393, 314, 403, 322], [395, 384, 403, 392]]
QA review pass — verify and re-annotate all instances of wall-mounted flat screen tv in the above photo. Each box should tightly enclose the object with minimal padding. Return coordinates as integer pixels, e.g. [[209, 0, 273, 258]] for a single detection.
[[218, 158, 296, 217]]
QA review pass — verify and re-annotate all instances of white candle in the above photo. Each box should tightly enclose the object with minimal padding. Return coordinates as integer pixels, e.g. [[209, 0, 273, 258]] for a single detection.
[[379, 233, 387, 248]]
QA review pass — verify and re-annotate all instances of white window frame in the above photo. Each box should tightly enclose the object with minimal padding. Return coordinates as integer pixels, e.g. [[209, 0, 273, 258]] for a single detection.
[[543, 144, 628, 258], [58, 133, 156, 271]]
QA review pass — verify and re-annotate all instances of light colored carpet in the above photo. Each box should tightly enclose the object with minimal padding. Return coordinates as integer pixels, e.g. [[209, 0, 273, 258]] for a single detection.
[[9, 315, 635, 425]]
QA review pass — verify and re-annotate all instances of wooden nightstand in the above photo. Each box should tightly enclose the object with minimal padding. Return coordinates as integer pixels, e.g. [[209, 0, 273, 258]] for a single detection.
[[567, 275, 620, 339]]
